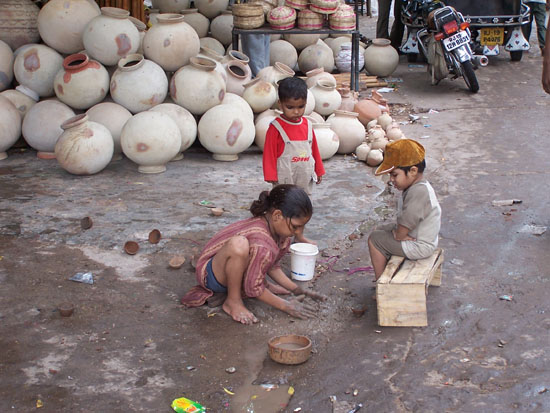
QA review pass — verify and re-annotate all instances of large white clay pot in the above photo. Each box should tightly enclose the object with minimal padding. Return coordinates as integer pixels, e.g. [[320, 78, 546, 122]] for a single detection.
[[143, 13, 200, 72], [255, 108, 281, 124], [257, 62, 295, 87], [37, 0, 100, 55], [305, 89, 315, 115], [313, 122, 339, 160], [328, 110, 365, 154], [110, 54, 168, 114], [198, 47, 227, 82], [222, 93, 254, 122], [0, 86, 39, 120], [269, 40, 298, 69], [54, 53, 109, 110], [55, 114, 113, 175], [242, 77, 277, 113], [195, 0, 230, 19], [298, 39, 334, 73], [225, 60, 252, 96], [83, 7, 140, 67], [306, 111, 325, 124], [198, 104, 255, 161], [129, 16, 147, 55], [254, 112, 278, 151], [0, 95, 22, 160], [121, 111, 181, 173], [363, 38, 399, 77], [0, 0, 40, 50], [199, 37, 225, 56], [86, 102, 132, 160], [170, 56, 225, 115], [13, 44, 63, 97], [310, 79, 341, 116], [0, 40, 14, 92], [283, 33, 320, 51], [305, 67, 336, 88], [181, 9, 210, 38], [210, 11, 233, 47], [22, 99, 75, 158], [149, 103, 197, 160], [155, 0, 191, 12]]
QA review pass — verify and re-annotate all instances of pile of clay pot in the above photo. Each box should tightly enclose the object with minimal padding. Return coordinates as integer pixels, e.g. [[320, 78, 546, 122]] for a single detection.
[[0, 0, 398, 176]]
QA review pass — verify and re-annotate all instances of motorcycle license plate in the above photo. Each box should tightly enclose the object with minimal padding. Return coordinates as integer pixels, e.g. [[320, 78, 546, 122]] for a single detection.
[[480, 27, 504, 45], [443, 31, 470, 51]]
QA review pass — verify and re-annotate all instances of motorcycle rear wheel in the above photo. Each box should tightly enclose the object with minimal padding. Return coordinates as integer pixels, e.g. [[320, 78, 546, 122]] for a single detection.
[[460, 61, 479, 93]]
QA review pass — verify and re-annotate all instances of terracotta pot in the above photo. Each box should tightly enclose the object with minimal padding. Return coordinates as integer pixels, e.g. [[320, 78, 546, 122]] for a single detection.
[[110, 54, 168, 114], [198, 104, 255, 161], [83, 7, 140, 66], [197, 47, 227, 82], [269, 40, 297, 70], [371, 89, 389, 112], [37, 0, 100, 54], [0, 95, 21, 160], [370, 135, 389, 151], [143, 13, 200, 72], [223, 50, 250, 65], [149, 103, 197, 160], [354, 98, 382, 126], [367, 124, 386, 143], [195, 0, 230, 19], [121, 111, 181, 173], [355, 142, 371, 161], [283, 33, 319, 51], [55, 114, 113, 175], [364, 38, 399, 77], [366, 118, 378, 131], [367, 148, 384, 166], [310, 79, 341, 116], [86, 102, 132, 160], [0, 40, 14, 92], [305, 67, 336, 88], [0, 86, 39, 120], [377, 112, 393, 130], [170, 56, 226, 115], [222, 93, 254, 121], [328, 110, 365, 154], [210, 11, 233, 47], [254, 112, 278, 150], [0, 0, 40, 50], [242, 77, 277, 113], [22, 99, 75, 158], [13, 44, 63, 97], [257, 62, 295, 86], [338, 88, 358, 112], [305, 89, 315, 115], [313, 122, 339, 160], [199, 37, 225, 56], [225, 60, 252, 96], [386, 124, 403, 141], [298, 40, 334, 73], [54, 53, 109, 110], [181, 9, 210, 38], [155, 0, 191, 12]]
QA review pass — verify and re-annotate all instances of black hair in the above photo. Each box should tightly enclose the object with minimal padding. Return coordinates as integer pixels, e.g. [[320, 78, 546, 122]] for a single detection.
[[397, 159, 426, 174], [250, 184, 313, 219], [277, 77, 307, 102]]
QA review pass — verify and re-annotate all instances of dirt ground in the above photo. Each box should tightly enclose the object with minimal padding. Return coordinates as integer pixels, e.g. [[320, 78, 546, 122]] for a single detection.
[[1, 15, 550, 413]]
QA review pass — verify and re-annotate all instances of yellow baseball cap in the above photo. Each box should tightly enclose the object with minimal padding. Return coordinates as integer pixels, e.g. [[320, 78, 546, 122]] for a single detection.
[[375, 139, 425, 175]]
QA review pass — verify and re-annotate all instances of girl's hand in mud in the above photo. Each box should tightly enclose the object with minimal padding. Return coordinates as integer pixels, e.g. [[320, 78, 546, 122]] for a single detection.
[[291, 286, 327, 302], [284, 295, 317, 319]]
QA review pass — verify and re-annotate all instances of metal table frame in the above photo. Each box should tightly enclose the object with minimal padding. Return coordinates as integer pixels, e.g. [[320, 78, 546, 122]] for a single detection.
[[232, 2, 361, 91]]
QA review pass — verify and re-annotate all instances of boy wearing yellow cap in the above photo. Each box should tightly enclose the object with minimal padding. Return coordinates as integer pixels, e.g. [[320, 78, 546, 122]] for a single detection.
[[368, 139, 441, 280]]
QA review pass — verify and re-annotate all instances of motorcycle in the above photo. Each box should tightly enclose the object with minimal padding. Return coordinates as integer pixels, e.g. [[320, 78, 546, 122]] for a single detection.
[[403, 0, 480, 93]]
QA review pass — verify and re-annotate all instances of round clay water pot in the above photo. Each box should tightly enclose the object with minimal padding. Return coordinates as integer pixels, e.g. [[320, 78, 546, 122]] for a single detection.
[[143, 13, 200, 72], [170, 56, 226, 115], [338, 88, 358, 112], [210, 11, 233, 47], [110, 54, 168, 114], [386, 123, 403, 141], [198, 104, 255, 161], [367, 124, 386, 143], [306, 111, 324, 124], [22, 99, 75, 158], [366, 119, 378, 131], [0, 0, 40, 50], [222, 93, 254, 121], [0, 95, 22, 160], [55, 114, 114, 175], [225, 60, 252, 96], [283, 33, 320, 51], [129, 16, 147, 55], [121, 111, 181, 173], [199, 37, 225, 56], [305, 67, 336, 88], [13, 44, 63, 97], [377, 112, 393, 130], [242, 77, 277, 113], [155, 0, 191, 12], [305, 89, 315, 115], [0, 40, 14, 92], [83, 7, 140, 67], [328, 110, 365, 154], [86, 102, 132, 160], [149, 103, 197, 160], [0, 85, 39, 120], [254, 112, 278, 151], [181, 9, 210, 38], [366, 148, 384, 166], [363, 38, 399, 77], [255, 108, 281, 124], [310, 79, 341, 117], [313, 122, 339, 160], [298, 40, 334, 73], [355, 142, 371, 161], [54, 53, 110, 110], [198, 47, 228, 82], [354, 98, 382, 126], [269, 40, 298, 69], [195, 0, 230, 19], [335, 42, 364, 72], [37, 0, 100, 55], [257, 62, 295, 87]]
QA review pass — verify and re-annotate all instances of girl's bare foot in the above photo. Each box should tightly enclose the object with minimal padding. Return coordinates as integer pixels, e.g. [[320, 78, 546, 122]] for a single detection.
[[267, 281, 291, 295], [222, 298, 258, 325]]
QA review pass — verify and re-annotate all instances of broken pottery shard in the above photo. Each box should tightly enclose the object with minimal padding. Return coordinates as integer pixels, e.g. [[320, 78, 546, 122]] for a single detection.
[[69, 272, 94, 284], [492, 199, 522, 207], [518, 225, 547, 235]]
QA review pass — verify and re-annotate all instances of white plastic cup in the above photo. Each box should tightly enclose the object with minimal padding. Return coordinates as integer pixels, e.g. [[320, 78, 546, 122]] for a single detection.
[[290, 243, 319, 281]]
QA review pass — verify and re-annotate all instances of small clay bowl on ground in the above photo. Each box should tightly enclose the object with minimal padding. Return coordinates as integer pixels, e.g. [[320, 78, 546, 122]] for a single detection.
[[210, 207, 224, 216], [268, 334, 312, 365], [124, 241, 139, 255], [169, 255, 186, 269], [80, 216, 93, 230], [148, 229, 161, 244], [57, 303, 74, 317]]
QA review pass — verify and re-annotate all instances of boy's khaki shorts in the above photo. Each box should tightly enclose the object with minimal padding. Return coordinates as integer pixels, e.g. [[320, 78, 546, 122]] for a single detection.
[[369, 225, 405, 260]]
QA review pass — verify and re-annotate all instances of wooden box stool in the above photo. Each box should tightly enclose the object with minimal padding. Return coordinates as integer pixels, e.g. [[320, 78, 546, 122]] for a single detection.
[[376, 248, 444, 327]]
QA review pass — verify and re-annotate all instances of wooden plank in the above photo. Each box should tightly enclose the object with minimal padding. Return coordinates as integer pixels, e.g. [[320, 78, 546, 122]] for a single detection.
[[407, 249, 442, 284], [390, 258, 417, 284], [427, 249, 444, 287], [377, 283, 427, 327], [377, 255, 405, 284]]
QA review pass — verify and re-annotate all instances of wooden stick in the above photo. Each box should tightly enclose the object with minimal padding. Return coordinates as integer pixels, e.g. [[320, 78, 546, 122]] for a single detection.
[[139, 0, 145, 23], [131, 0, 138, 18], [122, 0, 129, 11]]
